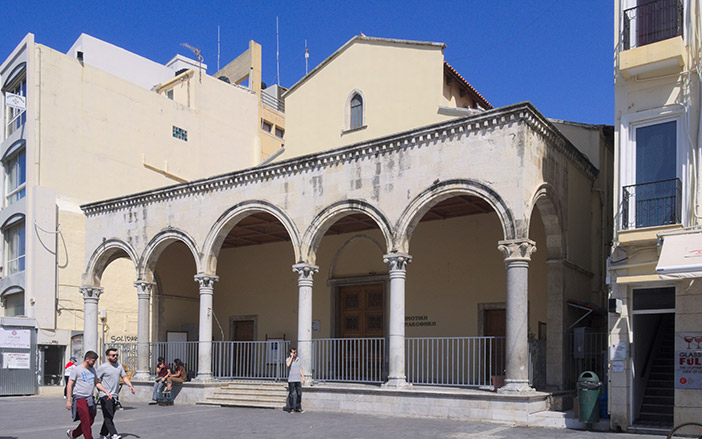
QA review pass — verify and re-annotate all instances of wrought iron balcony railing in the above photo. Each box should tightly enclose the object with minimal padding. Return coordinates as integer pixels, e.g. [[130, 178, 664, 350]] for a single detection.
[[622, 0, 683, 50], [621, 178, 681, 230]]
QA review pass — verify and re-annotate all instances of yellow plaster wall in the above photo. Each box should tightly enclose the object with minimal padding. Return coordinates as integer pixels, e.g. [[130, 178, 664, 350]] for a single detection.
[[153, 209, 549, 343], [36, 44, 259, 201], [283, 41, 452, 159]]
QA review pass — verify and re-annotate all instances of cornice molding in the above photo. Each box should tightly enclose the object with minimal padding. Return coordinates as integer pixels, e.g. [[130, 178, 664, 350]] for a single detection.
[[81, 103, 598, 217]]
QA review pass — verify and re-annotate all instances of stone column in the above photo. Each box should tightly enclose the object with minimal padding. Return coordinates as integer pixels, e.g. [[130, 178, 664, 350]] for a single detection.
[[292, 263, 318, 383], [194, 274, 218, 381], [133, 281, 154, 380], [382, 253, 412, 388], [497, 239, 536, 393], [80, 286, 103, 356], [545, 259, 566, 389]]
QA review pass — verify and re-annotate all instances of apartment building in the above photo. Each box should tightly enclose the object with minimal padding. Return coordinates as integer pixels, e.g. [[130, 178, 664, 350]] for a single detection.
[[611, 0, 702, 431]]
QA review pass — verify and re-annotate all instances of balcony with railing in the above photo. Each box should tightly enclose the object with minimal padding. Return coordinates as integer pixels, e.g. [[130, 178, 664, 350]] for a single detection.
[[619, 0, 685, 78], [623, 0, 683, 50], [621, 178, 682, 230], [261, 92, 285, 113]]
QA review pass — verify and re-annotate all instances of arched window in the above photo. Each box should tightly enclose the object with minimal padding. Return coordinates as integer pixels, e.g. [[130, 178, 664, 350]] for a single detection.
[[350, 93, 363, 129]]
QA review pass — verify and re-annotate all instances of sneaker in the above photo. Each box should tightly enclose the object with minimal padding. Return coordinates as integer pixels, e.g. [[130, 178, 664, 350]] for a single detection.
[[66, 429, 73, 439], [111, 435, 122, 439], [297, 409, 304, 413], [148, 400, 157, 405]]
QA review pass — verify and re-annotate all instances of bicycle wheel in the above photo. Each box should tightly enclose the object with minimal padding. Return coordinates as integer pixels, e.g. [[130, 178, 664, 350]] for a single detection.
[[668, 422, 702, 439]]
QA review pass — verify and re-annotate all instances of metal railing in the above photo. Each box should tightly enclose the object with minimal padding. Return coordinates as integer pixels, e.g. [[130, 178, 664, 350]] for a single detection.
[[623, 0, 683, 50], [212, 340, 290, 380], [622, 178, 681, 229], [104, 342, 139, 373], [312, 338, 385, 383], [150, 341, 199, 377], [261, 92, 285, 113], [406, 336, 505, 387]]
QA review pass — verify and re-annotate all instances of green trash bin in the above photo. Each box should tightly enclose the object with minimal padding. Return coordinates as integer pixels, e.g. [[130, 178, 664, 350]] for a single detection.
[[577, 371, 602, 425]]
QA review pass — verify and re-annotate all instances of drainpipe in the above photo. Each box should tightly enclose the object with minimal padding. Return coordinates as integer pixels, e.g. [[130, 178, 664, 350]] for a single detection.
[[257, 146, 285, 166]]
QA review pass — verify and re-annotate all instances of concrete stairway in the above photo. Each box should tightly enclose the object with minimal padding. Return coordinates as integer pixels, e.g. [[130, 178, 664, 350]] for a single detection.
[[198, 381, 288, 409], [636, 315, 674, 427]]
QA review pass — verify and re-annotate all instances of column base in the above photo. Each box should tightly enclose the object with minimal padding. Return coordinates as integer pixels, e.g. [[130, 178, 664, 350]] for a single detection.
[[132, 371, 151, 382], [382, 378, 412, 389], [192, 373, 215, 383], [497, 379, 534, 394]]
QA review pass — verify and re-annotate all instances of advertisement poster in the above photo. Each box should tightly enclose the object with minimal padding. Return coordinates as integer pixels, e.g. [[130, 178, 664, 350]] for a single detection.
[[675, 332, 702, 389], [0, 328, 31, 349], [2, 352, 31, 369]]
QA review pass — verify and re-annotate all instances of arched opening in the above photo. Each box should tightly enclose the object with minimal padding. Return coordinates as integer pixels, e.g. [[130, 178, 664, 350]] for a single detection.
[[206, 209, 298, 378], [141, 232, 201, 375], [81, 242, 139, 372], [403, 193, 510, 387], [304, 203, 392, 383]]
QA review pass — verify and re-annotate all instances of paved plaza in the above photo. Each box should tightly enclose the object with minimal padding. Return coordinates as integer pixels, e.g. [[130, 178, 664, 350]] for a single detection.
[[0, 394, 668, 439]]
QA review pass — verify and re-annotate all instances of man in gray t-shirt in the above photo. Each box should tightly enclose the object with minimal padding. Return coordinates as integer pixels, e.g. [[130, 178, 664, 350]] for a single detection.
[[96, 348, 135, 439], [285, 347, 306, 413], [65, 351, 111, 439]]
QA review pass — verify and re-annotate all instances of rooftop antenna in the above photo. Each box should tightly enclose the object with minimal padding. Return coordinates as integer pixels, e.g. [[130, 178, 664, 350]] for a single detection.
[[181, 42, 203, 82], [217, 25, 221, 72], [276, 16, 280, 85], [305, 40, 309, 75]]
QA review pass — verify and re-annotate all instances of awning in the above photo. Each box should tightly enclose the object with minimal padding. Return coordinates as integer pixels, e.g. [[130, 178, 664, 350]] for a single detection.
[[656, 232, 702, 279]]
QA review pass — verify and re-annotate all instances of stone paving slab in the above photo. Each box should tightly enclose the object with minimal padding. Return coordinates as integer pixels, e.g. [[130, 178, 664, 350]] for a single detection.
[[0, 395, 666, 439]]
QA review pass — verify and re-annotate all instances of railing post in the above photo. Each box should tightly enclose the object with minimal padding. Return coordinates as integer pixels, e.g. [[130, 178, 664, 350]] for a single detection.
[[382, 253, 412, 388]]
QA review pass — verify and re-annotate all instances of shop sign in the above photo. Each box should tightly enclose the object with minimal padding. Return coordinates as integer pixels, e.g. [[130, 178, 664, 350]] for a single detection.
[[675, 332, 702, 389], [0, 328, 30, 349]]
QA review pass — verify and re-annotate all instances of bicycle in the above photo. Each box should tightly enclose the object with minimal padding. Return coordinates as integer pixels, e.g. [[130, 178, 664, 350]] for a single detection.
[[668, 422, 702, 439]]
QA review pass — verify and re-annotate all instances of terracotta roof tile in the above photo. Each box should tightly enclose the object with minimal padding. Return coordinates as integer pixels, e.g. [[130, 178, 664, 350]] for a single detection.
[[443, 61, 492, 109]]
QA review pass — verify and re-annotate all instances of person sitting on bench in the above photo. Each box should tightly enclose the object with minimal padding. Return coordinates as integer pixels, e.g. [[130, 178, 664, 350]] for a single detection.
[[165, 359, 186, 392]]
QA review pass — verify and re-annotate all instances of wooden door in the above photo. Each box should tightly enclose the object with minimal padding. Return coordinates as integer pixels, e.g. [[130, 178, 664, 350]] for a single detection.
[[234, 320, 254, 341], [483, 309, 506, 379], [338, 284, 384, 380], [231, 320, 255, 376]]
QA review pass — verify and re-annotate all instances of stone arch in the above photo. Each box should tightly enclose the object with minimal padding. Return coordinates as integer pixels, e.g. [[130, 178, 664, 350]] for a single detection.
[[83, 239, 139, 287], [395, 179, 517, 253], [302, 200, 393, 265], [328, 234, 387, 279], [140, 228, 202, 282], [201, 200, 301, 274], [528, 183, 566, 260]]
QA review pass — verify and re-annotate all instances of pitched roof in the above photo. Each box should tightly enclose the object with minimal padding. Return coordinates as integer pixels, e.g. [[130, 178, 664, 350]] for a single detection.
[[283, 35, 446, 98], [443, 61, 492, 109]]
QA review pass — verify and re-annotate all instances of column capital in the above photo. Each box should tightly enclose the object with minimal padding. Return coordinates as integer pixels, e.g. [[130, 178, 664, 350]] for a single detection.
[[133, 281, 155, 298], [383, 253, 412, 272], [79, 286, 103, 302], [292, 263, 319, 283], [194, 274, 219, 290], [497, 239, 536, 263]]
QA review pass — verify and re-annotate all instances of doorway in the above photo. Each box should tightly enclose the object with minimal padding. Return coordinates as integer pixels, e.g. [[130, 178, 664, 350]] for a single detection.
[[631, 287, 675, 426], [336, 283, 384, 380], [40, 345, 64, 386]]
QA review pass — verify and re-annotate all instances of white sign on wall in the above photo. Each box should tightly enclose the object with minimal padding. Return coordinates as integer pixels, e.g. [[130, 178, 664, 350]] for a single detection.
[[5, 93, 25, 110], [2, 352, 30, 369], [675, 332, 702, 389], [0, 328, 31, 349]]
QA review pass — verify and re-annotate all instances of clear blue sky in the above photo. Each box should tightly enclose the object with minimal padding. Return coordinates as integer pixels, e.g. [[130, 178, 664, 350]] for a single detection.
[[3, 0, 614, 125]]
